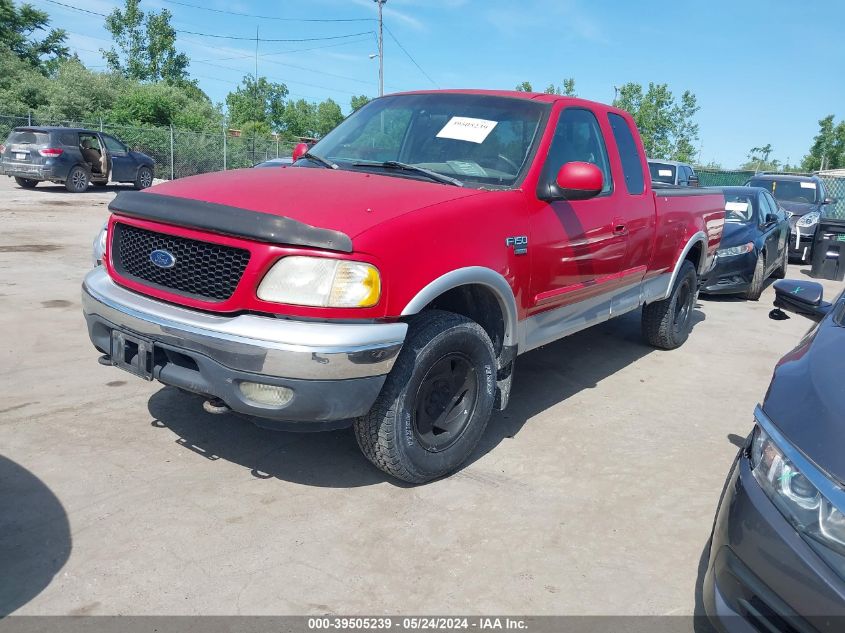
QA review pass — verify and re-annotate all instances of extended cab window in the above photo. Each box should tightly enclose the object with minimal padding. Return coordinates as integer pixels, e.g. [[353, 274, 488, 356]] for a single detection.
[[311, 93, 547, 189], [543, 108, 612, 194], [607, 113, 644, 194]]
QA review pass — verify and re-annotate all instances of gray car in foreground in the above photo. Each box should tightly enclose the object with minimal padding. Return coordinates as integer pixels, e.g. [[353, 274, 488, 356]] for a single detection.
[[0, 126, 155, 192], [705, 278, 845, 632]]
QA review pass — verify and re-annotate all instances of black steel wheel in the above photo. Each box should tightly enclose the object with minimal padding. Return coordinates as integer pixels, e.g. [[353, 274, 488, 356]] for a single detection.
[[354, 310, 496, 484], [642, 260, 699, 350]]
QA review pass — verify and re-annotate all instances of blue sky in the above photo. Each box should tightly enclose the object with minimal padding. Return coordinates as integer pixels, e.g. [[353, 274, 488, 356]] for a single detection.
[[29, 0, 845, 168]]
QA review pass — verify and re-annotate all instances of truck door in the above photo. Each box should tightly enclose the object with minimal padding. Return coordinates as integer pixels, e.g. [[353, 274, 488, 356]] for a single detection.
[[100, 134, 135, 182], [528, 106, 628, 316]]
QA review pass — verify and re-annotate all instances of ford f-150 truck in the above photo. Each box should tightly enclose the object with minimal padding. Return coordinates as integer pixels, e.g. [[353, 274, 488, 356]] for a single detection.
[[82, 90, 725, 483]]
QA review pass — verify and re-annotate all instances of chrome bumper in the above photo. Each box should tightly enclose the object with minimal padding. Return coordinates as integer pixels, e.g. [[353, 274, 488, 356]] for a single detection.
[[81, 267, 406, 381]]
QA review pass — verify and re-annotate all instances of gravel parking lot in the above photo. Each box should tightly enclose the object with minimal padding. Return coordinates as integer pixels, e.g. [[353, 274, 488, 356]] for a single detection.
[[1, 175, 842, 620]]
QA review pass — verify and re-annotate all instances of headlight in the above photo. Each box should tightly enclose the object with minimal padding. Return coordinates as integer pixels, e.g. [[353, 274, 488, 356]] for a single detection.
[[257, 256, 381, 308], [750, 408, 845, 574], [716, 242, 754, 258], [92, 221, 107, 267], [797, 211, 820, 228]]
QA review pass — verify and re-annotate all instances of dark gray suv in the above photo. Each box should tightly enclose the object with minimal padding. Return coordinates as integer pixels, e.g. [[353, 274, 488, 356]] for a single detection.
[[0, 127, 155, 193]]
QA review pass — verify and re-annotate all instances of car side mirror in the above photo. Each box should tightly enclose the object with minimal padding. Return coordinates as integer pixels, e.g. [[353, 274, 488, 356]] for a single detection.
[[292, 142, 309, 162], [765, 213, 778, 225], [770, 279, 831, 323], [540, 162, 603, 201], [688, 176, 700, 187], [824, 197, 838, 205]]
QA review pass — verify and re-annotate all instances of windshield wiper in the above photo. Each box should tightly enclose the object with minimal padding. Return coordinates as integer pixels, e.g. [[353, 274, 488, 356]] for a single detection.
[[302, 151, 338, 170], [352, 160, 463, 187]]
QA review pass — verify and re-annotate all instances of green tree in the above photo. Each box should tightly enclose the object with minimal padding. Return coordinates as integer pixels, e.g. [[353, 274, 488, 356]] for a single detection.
[[515, 81, 533, 92], [0, 0, 68, 72], [225, 75, 288, 132], [802, 115, 845, 171], [103, 0, 189, 82], [315, 98, 344, 137], [282, 99, 318, 138], [543, 78, 576, 96], [350, 95, 371, 111], [0, 45, 49, 112], [614, 82, 699, 161]]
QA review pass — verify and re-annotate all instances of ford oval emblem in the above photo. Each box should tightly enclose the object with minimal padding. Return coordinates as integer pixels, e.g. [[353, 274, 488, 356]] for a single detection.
[[150, 249, 176, 269]]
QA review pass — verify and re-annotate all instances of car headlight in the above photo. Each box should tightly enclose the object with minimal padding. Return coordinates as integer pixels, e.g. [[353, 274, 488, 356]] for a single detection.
[[750, 408, 845, 574], [797, 211, 820, 228], [257, 256, 381, 308], [92, 221, 107, 267], [716, 242, 754, 258]]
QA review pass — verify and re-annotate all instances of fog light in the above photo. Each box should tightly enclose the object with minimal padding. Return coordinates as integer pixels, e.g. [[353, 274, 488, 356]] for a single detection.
[[238, 382, 294, 407]]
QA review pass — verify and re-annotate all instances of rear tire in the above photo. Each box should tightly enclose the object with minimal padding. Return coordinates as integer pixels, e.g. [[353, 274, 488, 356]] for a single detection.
[[14, 177, 38, 189], [353, 310, 496, 484], [772, 246, 788, 280], [134, 166, 153, 190], [65, 165, 90, 193], [744, 252, 766, 301], [642, 260, 698, 350]]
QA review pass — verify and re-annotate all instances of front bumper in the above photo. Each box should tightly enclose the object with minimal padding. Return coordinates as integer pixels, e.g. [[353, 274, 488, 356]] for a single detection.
[[703, 447, 845, 632], [82, 267, 406, 424], [700, 251, 756, 295]]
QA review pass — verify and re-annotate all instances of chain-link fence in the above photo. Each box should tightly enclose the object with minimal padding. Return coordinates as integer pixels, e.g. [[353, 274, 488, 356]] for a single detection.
[[0, 113, 296, 181], [697, 168, 845, 219]]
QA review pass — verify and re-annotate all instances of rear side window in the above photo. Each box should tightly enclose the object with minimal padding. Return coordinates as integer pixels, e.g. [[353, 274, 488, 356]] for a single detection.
[[58, 132, 78, 146], [607, 113, 644, 194], [6, 130, 50, 145]]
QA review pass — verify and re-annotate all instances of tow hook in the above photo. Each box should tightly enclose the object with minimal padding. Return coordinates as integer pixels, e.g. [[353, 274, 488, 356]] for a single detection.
[[202, 397, 231, 415]]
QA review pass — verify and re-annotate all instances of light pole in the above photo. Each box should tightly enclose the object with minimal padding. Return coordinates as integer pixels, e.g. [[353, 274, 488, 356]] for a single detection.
[[374, 0, 386, 96]]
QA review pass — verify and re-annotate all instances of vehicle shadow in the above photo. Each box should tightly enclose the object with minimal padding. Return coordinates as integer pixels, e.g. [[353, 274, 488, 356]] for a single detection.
[[146, 305, 706, 488], [0, 454, 71, 615], [14, 183, 138, 195]]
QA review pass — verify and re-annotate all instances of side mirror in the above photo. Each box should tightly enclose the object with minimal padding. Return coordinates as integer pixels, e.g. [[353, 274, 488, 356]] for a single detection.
[[824, 197, 838, 205], [765, 213, 779, 225], [688, 176, 700, 188], [770, 279, 831, 323], [541, 162, 603, 201], [292, 142, 309, 162]]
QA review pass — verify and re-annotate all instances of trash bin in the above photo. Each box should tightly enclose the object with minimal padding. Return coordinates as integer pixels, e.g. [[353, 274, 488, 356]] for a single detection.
[[810, 217, 845, 281]]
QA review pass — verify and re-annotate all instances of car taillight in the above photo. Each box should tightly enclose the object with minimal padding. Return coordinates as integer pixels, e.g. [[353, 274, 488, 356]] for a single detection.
[[38, 148, 63, 157]]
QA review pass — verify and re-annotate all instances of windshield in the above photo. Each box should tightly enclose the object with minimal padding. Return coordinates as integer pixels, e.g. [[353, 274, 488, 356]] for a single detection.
[[6, 130, 49, 146], [748, 178, 820, 204], [649, 162, 676, 184], [308, 93, 547, 189], [724, 194, 755, 223]]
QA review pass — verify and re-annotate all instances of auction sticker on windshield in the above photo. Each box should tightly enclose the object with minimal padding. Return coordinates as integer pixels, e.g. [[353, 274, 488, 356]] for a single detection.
[[800, 182, 817, 189], [658, 169, 672, 177], [436, 116, 498, 143]]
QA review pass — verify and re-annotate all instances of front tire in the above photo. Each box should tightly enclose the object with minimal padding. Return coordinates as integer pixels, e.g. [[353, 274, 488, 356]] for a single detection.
[[772, 246, 788, 280], [642, 260, 698, 350], [354, 311, 497, 484], [14, 177, 38, 188], [134, 166, 153, 190], [65, 166, 90, 193], [744, 252, 766, 301]]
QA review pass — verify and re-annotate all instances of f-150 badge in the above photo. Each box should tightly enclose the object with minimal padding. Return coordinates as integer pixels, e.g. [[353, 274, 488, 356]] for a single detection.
[[505, 236, 528, 255]]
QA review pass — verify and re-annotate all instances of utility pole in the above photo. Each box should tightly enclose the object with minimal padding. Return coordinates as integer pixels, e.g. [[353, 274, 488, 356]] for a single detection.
[[375, 0, 386, 96]]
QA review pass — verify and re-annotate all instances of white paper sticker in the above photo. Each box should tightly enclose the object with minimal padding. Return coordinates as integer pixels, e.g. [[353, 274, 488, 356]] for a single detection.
[[725, 201, 749, 212], [800, 181, 817, 189], [436, 116, 498, 144], [658, 169, 673, 177]]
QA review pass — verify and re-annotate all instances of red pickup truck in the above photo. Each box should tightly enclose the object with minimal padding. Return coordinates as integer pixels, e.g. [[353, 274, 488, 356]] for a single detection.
[[83, 90, 724, 483]]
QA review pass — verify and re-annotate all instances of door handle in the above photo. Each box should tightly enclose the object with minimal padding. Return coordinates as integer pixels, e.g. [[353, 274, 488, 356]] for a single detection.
[[613, 223, 628, 236]]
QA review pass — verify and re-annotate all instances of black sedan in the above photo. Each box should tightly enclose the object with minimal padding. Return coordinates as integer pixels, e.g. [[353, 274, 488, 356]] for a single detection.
[[704, 279, 845, 632], [701, 186, 790, 300]]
